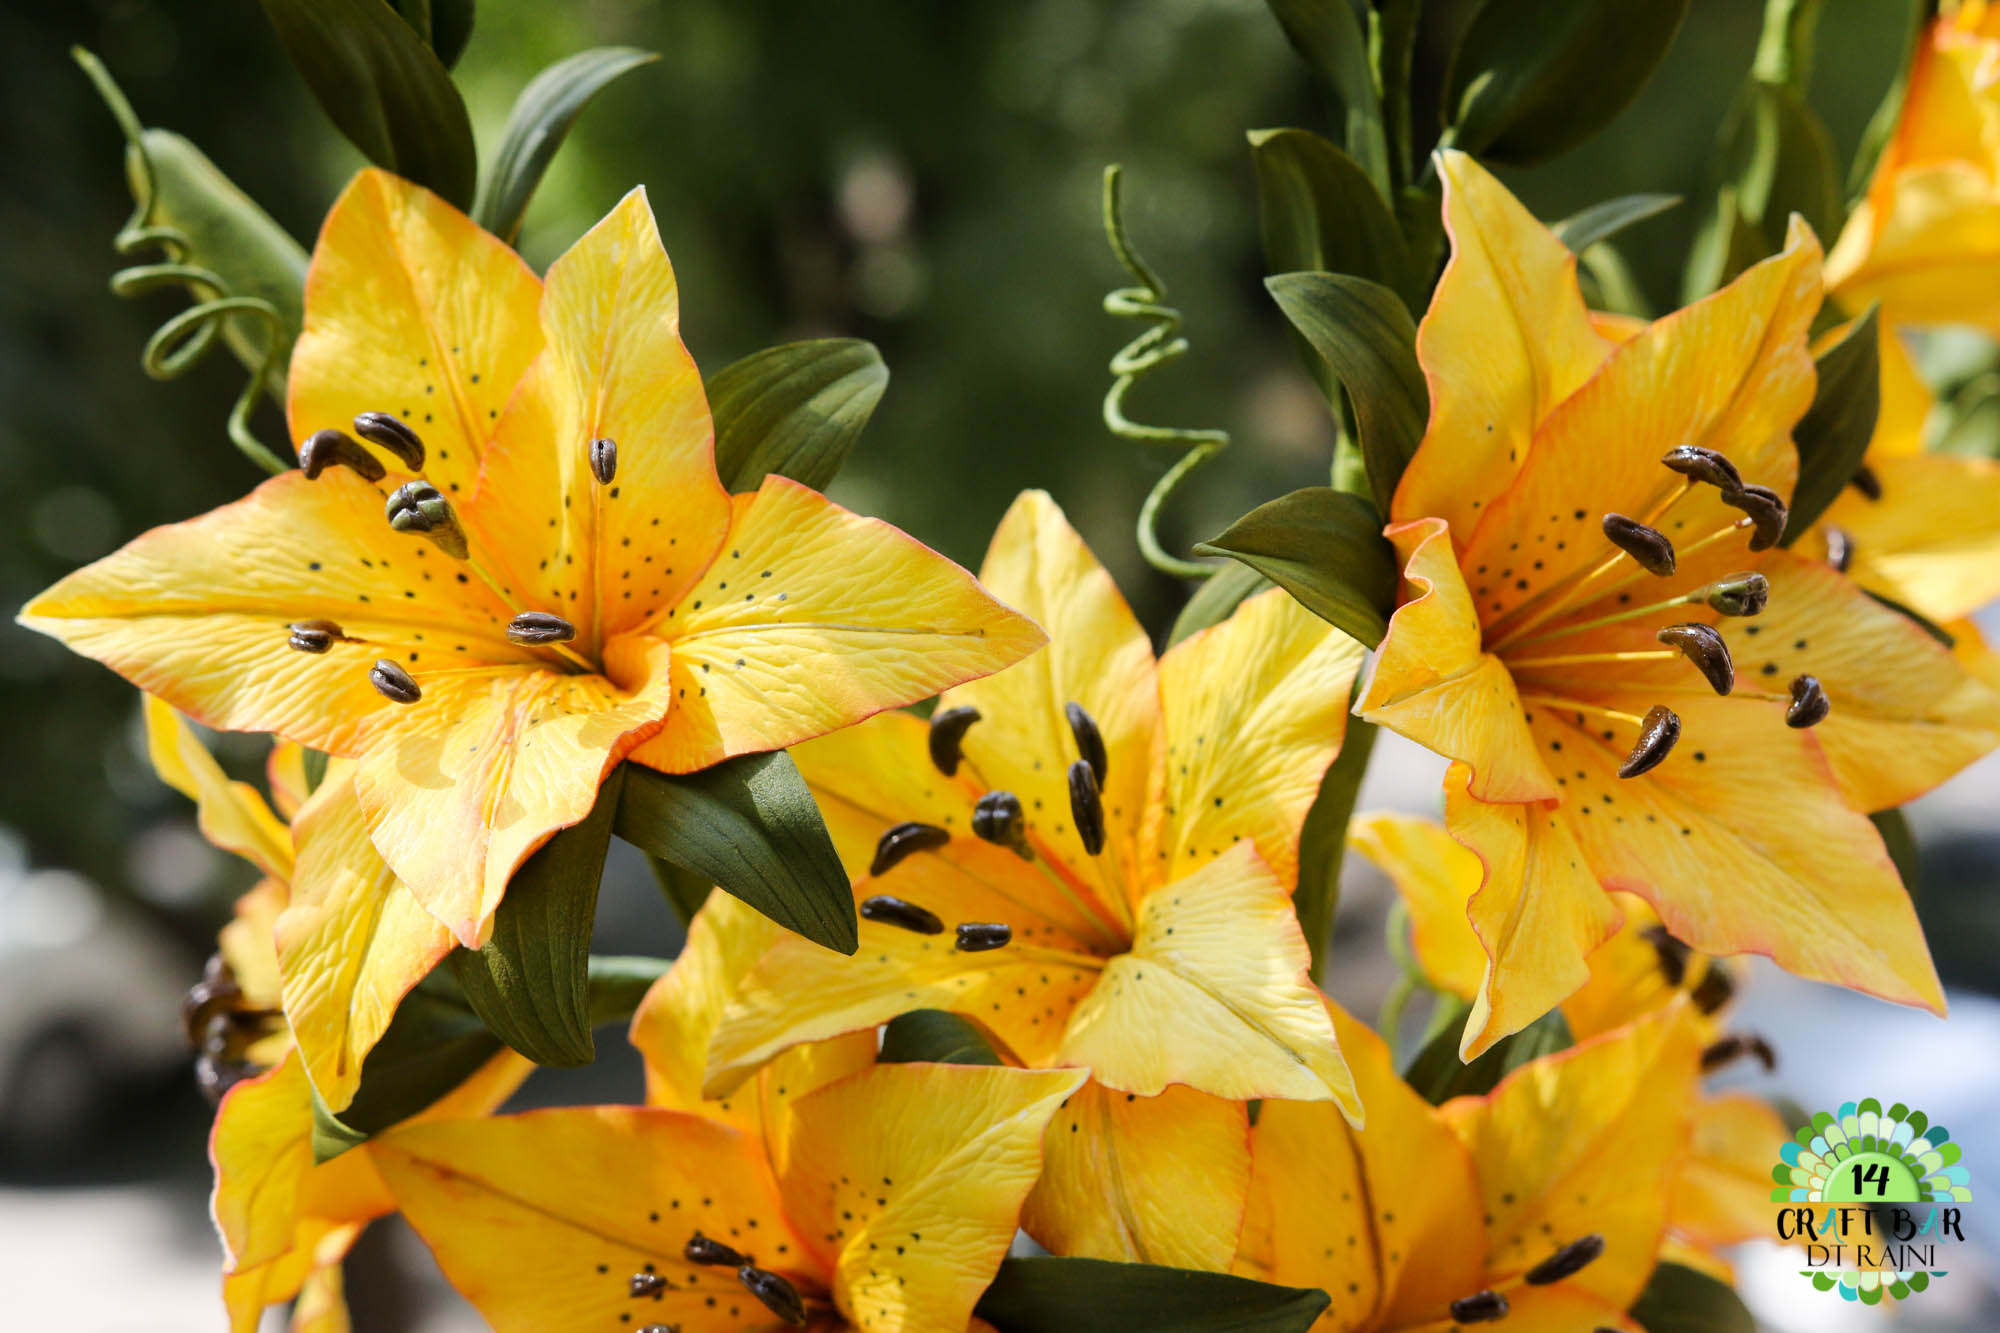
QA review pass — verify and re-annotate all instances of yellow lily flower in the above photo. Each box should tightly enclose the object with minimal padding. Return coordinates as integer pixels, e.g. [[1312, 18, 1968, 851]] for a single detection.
[[146, 698, 528, 1332], [1234, 999, 1703, 1332], [372, 905, 1085, 1333], [21, 168, 1044, 947], [686, 491, 1362, 1265], [1827, 1, 2000, 334], [1359, 150, 1996, 1056]]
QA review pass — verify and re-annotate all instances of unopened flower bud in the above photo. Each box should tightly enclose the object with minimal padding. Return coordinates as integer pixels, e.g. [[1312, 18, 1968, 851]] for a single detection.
[[1661, 445, 1742, 491], [1785, 674, 1830, 728], [1617, 705, 1681, 779], [955, 921, 1012, 952], [869, 822, 951, 877], [352, 411, 425, 470], [1067, 760, 1106, 856], [589, 436, 619, 484], [1703, 572, 1769, 617], [298, 428, 387, 482], [369, 659, 422, 704], [506, 611, 577, 645], [860, 895, 945, 935], [1725, 483, 1788, 551], [1656, 623, 1734, 695], [927, 706, 981, 777], [1602, 513, 1676, 577]]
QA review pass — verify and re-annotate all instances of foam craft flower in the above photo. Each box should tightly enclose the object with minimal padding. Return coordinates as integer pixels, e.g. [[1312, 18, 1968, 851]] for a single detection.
[[370, 1027, 1085, 1332], [146, 699, 528, 1332], [1827, 1, 2000, 334], [19, 168, 1044, 948], [1357, 150, 2000, 1058], [1232, 999, 1703, 1332]]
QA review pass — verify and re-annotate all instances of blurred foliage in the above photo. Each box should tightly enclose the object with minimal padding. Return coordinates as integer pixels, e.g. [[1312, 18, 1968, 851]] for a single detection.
[[0, 0, 1916, 933]]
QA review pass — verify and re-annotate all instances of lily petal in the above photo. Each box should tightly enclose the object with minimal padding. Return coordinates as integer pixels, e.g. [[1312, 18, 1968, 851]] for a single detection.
[[1830, 162, 2000, 334], [789, 711, 983, 881], [631, 891, 781, 1114], [144, 696, 292, 881], [1348, 811, 1488, 1004], [1816, 450, 2000, 624], [634, 478, 1048, 773], [1670, 1092, 1792, 1253]]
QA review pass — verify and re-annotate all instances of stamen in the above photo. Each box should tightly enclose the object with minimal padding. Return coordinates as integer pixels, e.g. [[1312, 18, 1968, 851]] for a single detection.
[[1784, 675, 1830, 729], [1601, 513, 1676, 577], [368, 659, 422, 704], [194, 1052, 257, 1105], [737, 1266, 808, 1327], [870, 822, 951, 877], [298, 428, 387, 482], [1525, 1234, 1605, 1284], [928, 706, 982, 777], [1655, 623, 1734, 695], [971, 791, 1031, 859], [628, 1272, 669, 1298], [1723, 483, 1787, 551], [1064, 701, 1108, 783], [180, 955, 240, 1047], [684, 1233, 745, 1267], [1824, 526, 1855, 573], [1689, 961, 1736, 1014], [1849, 463, 1883, 501], [1700, 1032, 1777, 1073], [352, 411, 425, 470], [1504, 650, 1678, 671], [1068, 760, 1106, 856], [286, 619, 346, 654], [384, 481, 469, 559], [589, 436, 618, 485], [860, 895, 945, 935], [1661, 445, 1743, 491], [1703, 572, 1769, 617], [1641, 924, 1690, 987], [1617, 705, 1681, 779], [1448, 1290, 1509, 1323], [506, 611, 577, 645], [955, 921, 1012, 952]]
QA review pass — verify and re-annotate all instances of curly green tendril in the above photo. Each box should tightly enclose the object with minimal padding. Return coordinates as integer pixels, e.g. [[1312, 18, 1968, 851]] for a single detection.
[[74, 49, 289, 477], [1100, 165, 1229, 581]]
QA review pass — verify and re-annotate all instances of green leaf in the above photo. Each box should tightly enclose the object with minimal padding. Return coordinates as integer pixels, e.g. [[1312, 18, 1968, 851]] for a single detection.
[[1444, 0, 1690, 166], [1871, 808, 1920, 897], [1265, 272, 1428, 516], [1689, 80, 1839, 297], [976, 1257, 1330, 1333], [1297, 715, 1375, 983], [1401, 1005, 1572, 1105], [1863, 588, 1957, 649], [449, 768, 623, 1067], [431, 0, 476, 69], [1166, 561, 1271, 649], [1261, 0, 1391, 196], [1553, 192, 1680, 256], [1846, 0, 1923, 203], [1783, 306, 1880, 544], [1196, 487, 1396, 650], [644, 852, 713, 926], [257, 0, 478, 208], [471, 47, 659, 244], [616, 754, 857, 955], [1627, 1262, 1757, 1333], [1247, 128, 1418, 307], [706, 339, 890, 494], [877, 1010, 1002, 1066]]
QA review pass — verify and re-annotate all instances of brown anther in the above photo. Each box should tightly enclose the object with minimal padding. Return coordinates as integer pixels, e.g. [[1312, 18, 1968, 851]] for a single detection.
[[1661, 445, 1743, 491], [1785, 674, 1830, 728], [1525, 1233, 1606, 1285], [180, 956, 241, 1048], [1655, 623, 1734, 695], [298, 428, 387, 482], [505, 611, 577, 645], [737, 1265, 808, 1327], [194, 1052, 257, 1106], [971, 790, 1030, 858], [352, 411, 425, 470], [628, 1272, 669, 1298], [1641, 924, 1690, 988], [1850, 463, 1883, 501], [1064, 701, 1107, 784], [286, 619, 345, 654], [684, 1232, 744, 1267], [638, 1327, 678, 1333], [955, 921, 1012, 952], [369, 659, 421, 704], [1601, 513, 1676, 577], [1724, 482, 1788, 551], [1689, 961, 1736, 1014], [1824, 525, 1855, 573], [928, 705, 981, 776], [1448, 1290, 1509, 1323], [589, 436, 619, 484], [1700, 1032, 1775, 1073], [1703, 572, 1769, 617], [1067, 759, 1106, 856], [860, 895, 945, 935], [869, 822, 950, 877], [1617, 705, 1681, 779]]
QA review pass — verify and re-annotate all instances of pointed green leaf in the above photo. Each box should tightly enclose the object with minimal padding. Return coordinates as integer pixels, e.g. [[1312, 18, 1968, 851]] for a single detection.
[[472, 47, 659, 243], [1871, 808, 1920, 896], [257, 0, 477, 208], [1846, 0, 1923, 203], [1265, 272, 1428, 515], [1689, 80, 1839, 298], [1297, 715, 1375, 983], [1261, 0, 1391, 196], [584, 954, 672, 1027], [878, 1010, 1002, 1066], [1784, 306, 1880, 544], [706, 339, 890, 493], [1166, 561, 1271, 649], [644, 852, 713, 925], [1444, 0, 1691, 166], [1553, 192, 1681, 256], [616, 754, 857, 955], [1196, 487, 1396, 650], [1628, 1262, 1757, 1333], [1863, 589, 1956, 649], [976, 1257, 1329, 1333], [449, 768, 624, 1067], [1248, 128, 1418, 307], [1401, 1004, 1571, 1105]]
